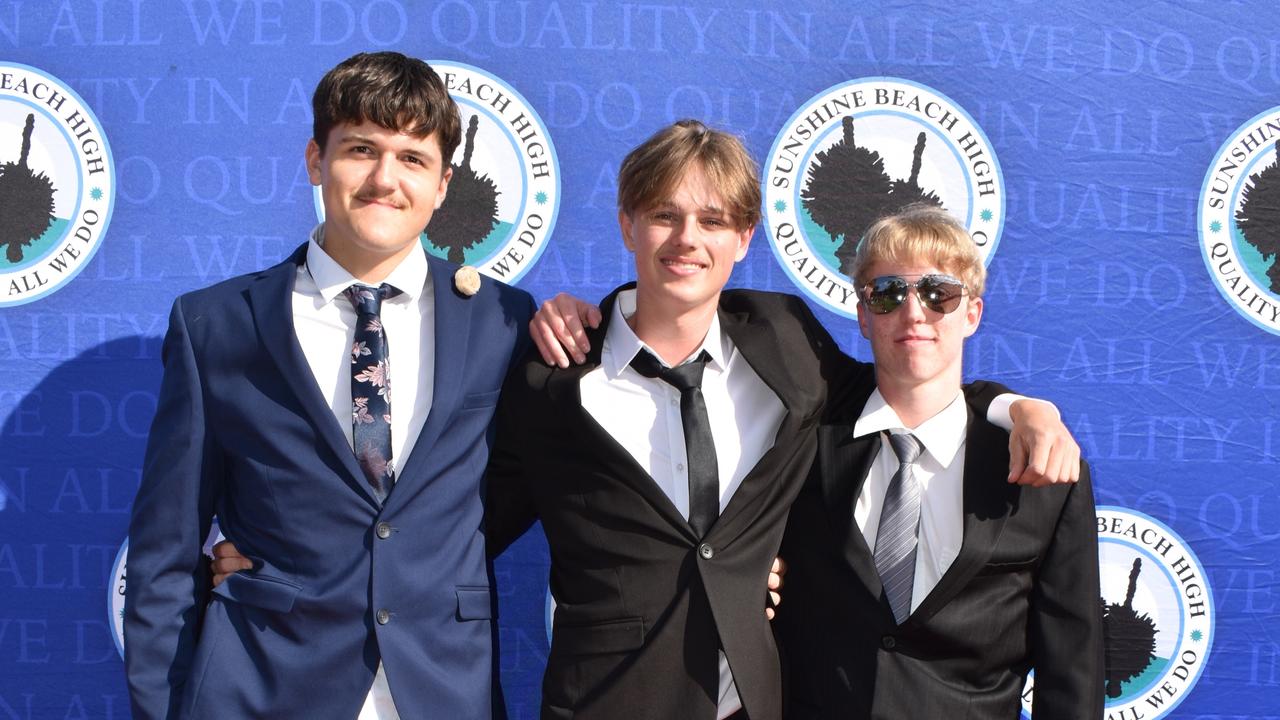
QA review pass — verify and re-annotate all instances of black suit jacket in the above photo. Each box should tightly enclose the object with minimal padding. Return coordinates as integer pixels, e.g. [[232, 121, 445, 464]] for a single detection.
[[487, 287, 870, 720], [776, 380, 1104, 720]]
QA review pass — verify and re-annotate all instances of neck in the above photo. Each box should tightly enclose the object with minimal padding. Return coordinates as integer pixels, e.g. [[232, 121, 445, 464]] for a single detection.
[[322, 238, 415, 285], [628, 289, 719, 366], [876, 373, 961, 429]]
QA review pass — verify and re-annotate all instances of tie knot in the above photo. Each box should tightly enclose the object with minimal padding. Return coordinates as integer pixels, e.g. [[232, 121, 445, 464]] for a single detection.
[[630, 349, 711, 392], [345, 283, 400, 317], [888, 432, 924, 465]]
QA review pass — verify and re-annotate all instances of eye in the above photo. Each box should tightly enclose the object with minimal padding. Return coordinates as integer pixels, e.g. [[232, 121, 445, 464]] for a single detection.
[[701, 217, 727, 228], [401, 154, 425, 166]]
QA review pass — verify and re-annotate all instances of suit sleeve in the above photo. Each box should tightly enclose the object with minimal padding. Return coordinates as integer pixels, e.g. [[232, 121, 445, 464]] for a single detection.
[[123, 297, 223, 720], [484, 355, 541, 558], [1028, 462, 1105, 718]]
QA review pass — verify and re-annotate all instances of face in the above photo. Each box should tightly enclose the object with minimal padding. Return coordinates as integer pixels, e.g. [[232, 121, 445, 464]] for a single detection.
[[857, 259, 983, 394], [306, 120, 452, 273], [620, 165, 752, 316]]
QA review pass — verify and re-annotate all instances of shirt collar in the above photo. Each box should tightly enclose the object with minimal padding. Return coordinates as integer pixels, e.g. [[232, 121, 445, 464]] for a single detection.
[[600, 289, 730, 378], [853, 388, 968, 469], [305, 223, 429, 304]]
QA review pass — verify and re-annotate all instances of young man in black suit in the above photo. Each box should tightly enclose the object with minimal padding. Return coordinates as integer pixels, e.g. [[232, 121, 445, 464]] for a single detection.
[[775, 206, 1103, 719]]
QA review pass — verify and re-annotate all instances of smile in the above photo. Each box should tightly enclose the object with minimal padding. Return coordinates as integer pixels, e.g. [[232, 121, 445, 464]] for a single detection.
[[661, 258, 706, 273]]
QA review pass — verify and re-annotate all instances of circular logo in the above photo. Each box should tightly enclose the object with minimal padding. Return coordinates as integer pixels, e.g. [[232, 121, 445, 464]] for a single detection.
[[0, 63, 115, 307], [763, 78, 1004, 318], [108, 524, 225, 658], [313, 61, 559, 285], [1021, 507, 1214, 719], [1198, 107, 1280, 335]]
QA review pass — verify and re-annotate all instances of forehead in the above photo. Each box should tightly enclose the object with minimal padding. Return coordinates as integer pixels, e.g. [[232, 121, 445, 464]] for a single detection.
[[658, 165, 726, 209], [325, 120, 443, 156], [862, 258, 947, 278]]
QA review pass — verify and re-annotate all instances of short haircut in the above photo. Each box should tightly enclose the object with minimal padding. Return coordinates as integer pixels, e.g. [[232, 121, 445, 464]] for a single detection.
[[312, 51, 461, 161], [617, 120, 761, 232], [851, 204, 987, 298]]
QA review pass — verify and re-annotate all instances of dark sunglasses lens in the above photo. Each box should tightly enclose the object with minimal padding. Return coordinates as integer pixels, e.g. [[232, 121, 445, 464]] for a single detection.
[[866, 278, 908, 314], [918, 276, 965, 314]]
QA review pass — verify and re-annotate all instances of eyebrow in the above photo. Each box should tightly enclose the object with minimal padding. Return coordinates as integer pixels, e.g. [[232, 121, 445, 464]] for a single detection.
[[651, 200, 729, 216]]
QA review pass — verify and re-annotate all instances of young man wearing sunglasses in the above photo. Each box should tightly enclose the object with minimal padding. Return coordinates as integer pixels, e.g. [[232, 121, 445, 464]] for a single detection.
[[774, 205, 1103, 719]]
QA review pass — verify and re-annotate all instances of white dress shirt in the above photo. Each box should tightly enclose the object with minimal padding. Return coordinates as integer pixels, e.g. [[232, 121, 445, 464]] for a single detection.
[[852, 390, 1018, 615], [580, 289, 785, 720], [292, 224, 436, 720]]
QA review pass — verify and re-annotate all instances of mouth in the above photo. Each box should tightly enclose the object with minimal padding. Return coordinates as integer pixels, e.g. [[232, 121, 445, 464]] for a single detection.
[[896, 335, 935, 345], [660, 257, 707, 275], [354, 195, 403, 210]]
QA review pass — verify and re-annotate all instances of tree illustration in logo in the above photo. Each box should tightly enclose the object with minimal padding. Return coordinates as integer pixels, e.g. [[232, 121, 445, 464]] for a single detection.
[[801, 117, 944, 276], [1103, 558, 1159, 698], [1234, 139, 1280, 293], [427, 115, 500, 264], [0, 114, 56, 263]]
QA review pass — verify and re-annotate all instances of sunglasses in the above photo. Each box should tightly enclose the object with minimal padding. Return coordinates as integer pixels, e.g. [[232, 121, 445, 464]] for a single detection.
[[860, 274, 968, 315]]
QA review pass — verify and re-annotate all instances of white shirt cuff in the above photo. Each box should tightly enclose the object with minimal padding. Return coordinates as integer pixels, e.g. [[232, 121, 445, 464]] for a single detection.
[[986, 394, 1059, 431]]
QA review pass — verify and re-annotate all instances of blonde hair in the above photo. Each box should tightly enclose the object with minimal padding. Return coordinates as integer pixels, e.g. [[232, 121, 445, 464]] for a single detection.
[[617, 120, 761, 232], [851, 204, 986, 298]]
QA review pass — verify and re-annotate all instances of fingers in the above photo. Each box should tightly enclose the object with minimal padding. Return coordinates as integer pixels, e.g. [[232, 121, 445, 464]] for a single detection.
[[531, 302, 572, 368], [209, 540, 252, 588], [1007, 432, 1028, 484]]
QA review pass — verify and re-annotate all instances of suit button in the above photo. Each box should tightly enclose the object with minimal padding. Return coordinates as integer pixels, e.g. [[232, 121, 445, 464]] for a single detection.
[[881, 635, 896, 650], [376, 609, 391, 625], [375, 522, 392, 540], [698, 543, 714, 560]]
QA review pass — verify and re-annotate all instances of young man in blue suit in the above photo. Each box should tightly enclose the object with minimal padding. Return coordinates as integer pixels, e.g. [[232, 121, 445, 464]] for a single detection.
[[124, 52, 533, 720]]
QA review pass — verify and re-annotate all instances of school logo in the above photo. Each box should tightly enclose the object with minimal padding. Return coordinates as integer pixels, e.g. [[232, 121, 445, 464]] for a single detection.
[[0, 63, 115, 307], [1021, 507, 1214, 719], [109, 525, 224, 658], [314, 61, 559, 285], [1199, 107, 1280, 335], [763, 78, 1003, 318]]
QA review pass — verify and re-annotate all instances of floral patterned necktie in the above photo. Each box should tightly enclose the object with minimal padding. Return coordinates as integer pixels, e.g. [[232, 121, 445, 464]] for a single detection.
[[345, 283, 401, 502]]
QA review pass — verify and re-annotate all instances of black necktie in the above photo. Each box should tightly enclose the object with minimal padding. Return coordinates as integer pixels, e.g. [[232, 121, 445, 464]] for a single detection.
[[344, 283, 401, 502], [630, 349, 719, 539]]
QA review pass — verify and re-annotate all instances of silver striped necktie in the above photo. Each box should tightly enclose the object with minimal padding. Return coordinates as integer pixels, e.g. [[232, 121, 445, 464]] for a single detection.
[[873, 432, 925, 624]]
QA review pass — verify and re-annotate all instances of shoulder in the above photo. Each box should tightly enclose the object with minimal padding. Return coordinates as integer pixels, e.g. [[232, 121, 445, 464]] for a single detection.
[[174, 250, 304, 312], [719, 289, 815, 318], [428, 254, 535, 319]]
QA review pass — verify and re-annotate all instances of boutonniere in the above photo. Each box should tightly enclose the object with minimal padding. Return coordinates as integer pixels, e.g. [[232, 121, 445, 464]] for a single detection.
[[454, 266, 481, 297]]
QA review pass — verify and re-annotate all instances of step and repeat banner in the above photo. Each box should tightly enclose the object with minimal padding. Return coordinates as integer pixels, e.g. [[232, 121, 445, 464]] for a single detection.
[[2, 1, 1277, 718]]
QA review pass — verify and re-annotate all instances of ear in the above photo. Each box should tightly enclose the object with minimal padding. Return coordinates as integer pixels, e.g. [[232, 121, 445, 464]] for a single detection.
[[962, 296, 983, 337], [434, 166, 453, 209], [305, 139, 323, 186], [619, 210, 635, 253], [734, 225, 754, 262], [858, 304, 871, 339]]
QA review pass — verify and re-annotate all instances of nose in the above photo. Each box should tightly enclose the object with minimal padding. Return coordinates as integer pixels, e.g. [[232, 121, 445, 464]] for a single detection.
[[367, 153, 396, 191], [901, 289, 928, 322], [671, 216, 698, 248]]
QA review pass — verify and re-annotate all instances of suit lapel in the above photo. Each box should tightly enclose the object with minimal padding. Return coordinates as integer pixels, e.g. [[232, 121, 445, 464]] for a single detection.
[[247, 243, 380, 508], [707, 305, 816, 540], [817, 418, 887, 602], [560, 287, 700, 542], [392, 253, 475, 500], [907, 409, 1017, 626]]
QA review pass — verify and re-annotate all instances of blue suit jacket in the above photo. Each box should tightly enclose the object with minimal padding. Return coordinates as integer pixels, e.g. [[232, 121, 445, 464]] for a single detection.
[[124, 243, 534, 720]]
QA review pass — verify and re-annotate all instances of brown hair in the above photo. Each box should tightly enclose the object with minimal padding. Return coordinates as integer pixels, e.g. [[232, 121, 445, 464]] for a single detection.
[[312, 52, 461, 162], [851, 204, 987, 298], [617, 120, 761, 231]]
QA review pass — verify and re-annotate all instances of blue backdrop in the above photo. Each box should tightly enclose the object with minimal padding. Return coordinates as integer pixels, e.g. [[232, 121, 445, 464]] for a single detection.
[[2, 1, 1278, 718]]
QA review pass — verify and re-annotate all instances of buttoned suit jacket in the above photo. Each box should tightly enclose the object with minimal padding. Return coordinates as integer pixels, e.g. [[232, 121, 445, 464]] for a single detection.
[[485, 287, 873, 720], [776, 379, 1103, 720], [124, 243, 534, 720]]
